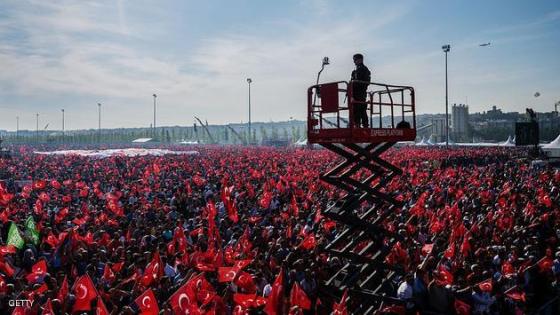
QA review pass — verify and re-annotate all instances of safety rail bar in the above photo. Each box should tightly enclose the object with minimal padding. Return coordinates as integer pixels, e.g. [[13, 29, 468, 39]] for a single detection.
[[307, 80, 416, 134]]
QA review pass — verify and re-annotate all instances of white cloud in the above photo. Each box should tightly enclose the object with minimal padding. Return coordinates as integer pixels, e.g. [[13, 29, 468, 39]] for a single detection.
[[0, 1, 558, 131]]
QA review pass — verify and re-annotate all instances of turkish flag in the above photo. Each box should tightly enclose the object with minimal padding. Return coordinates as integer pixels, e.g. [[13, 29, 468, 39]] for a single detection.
[[193, 174, 206, 187], [72, 274, 98, 312], [332, 289, 348, 315], [45, 232, 59, 248], [218, 259, 252, 283], [264, 271, 284, 314], [233, 293, 267, 309], [233, 259, 252, 270], [135, 289, 159, 315], [460, 234, 471, 256], [0, 245, 17, 256], [538, 256, 553, 273], [218, 267, 238, 283], [259, 191, 272, 209], [26, 259, 48, 283], [290, 195, 299, 217], [0, 211, 8, 223], [34, 199, 44, 214], [435, 266, 453, 286], [38, 192, 50, 203], [28, 282, 48, 302], [141, 251, 164, 287], [454, 299, 471, 315], [41, 298, 54, 315], [380, 305, 405, 315], [300, 234, 316, 250], [96, 297, 111, 315], [12, 306, 26, 315], [58, 275, 69, 303], [235, 271, 257, 293], [112, 261, 125, 273], [290, 283, 311, 310], [62, 195, 72, 203], [478, 278, 493, 292], [0, 274, 6, 293], [502, 261, 515, 276], [102, 264, 116, 283], [233, 305, 249, 315], [421, 243, 434, 256], [0, 193, 14, 206], [206, 201, 217, 221], [169, 278, 199, 314], [55, 207, 69, 223], [228, 203, 239, 224], [0, 259, 16, 278], [222, 186, 239, 223], [505, 286, 526, 302], [83, 232, 94, 245], [323, 220, 337, 231], [33, 179, 47, 190], [444, 243, 455, 259]]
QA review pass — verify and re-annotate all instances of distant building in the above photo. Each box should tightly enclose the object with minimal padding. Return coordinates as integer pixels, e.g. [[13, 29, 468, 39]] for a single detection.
[[486, 105, 502, 119], [431, 117, 447, 143], [452, 104, 469, 141]]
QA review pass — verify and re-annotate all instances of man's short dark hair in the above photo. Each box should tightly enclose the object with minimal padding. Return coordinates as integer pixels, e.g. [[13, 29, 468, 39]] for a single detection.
[[353, 53, 364, 60]]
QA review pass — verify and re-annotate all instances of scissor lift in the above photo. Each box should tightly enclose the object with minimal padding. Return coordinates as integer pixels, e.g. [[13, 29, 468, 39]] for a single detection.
[[307, 80, 416, 313]]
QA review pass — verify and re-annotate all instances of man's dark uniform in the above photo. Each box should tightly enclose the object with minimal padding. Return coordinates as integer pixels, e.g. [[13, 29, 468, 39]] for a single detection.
[[351, 63, 371, 128]]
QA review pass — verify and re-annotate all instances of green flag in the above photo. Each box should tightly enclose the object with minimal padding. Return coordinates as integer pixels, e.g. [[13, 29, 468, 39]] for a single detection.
[[25, 217, 40, 245], [7, 222, 24, 249]]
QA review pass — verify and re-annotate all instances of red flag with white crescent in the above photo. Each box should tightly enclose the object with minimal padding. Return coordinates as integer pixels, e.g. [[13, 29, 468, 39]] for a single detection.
[[265, 269, 284, 315], [72, 274, 98, 312], [57, 275, 69, 303], [290, 282, 311, 310], [135, 288, 159, 315], [332, 289, 348, 315]]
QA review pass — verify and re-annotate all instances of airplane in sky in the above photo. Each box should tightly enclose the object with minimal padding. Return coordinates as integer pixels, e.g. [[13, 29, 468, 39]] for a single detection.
[[479, 42, 491, 47]]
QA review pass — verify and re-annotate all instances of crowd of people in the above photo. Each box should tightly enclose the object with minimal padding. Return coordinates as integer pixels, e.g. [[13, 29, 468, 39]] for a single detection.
[[0, 145, 558, 315]]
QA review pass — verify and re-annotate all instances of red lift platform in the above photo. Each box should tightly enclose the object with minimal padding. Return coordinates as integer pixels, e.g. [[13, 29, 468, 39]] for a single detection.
[[308, 81, 416, 313]]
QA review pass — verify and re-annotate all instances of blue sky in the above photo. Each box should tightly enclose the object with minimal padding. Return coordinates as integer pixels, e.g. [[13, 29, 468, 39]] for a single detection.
[[0, 0, 559, 130]]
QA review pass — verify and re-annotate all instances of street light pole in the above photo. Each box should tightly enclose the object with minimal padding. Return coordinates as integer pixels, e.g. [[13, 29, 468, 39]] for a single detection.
[[153, 93, 157, 138], [16, 116, 19, 140], [246, 78, 252, 144], [442, 44, 451, 148], [97, 103, 101, 143], [36, 113, 39, 143], [61, 109, 65, 142]]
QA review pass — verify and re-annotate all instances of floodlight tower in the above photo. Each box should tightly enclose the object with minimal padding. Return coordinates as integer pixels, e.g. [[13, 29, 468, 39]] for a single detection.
[[442, 44, 451, 147], [153, 93, 157, 138], [98, 103, 101, 143], [61, 109, 65, 140], [36, 113, 39, 143], [246, 78, 252, 144]]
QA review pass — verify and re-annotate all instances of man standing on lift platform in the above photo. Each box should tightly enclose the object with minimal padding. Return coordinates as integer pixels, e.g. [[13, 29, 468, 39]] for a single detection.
[[351, 53, 371, 128]]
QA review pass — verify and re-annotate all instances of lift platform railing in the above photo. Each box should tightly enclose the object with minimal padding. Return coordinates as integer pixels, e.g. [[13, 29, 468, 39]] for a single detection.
[[308, 81, 349, 130], [307, 81, 416, 143]]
